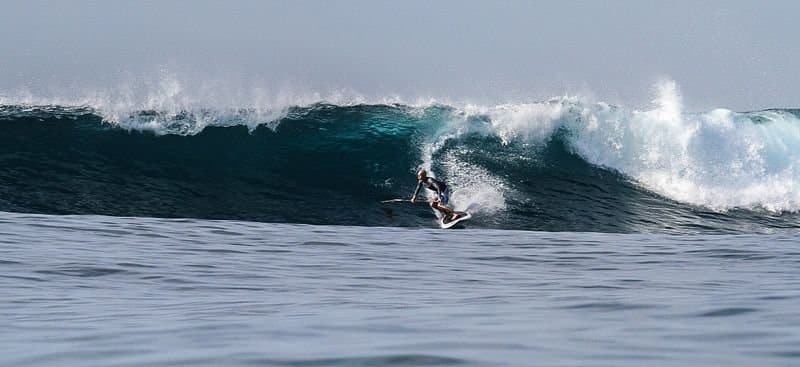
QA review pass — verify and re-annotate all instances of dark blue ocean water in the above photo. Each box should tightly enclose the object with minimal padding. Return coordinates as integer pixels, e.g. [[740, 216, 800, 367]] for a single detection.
[[2, 211, 799, 366]]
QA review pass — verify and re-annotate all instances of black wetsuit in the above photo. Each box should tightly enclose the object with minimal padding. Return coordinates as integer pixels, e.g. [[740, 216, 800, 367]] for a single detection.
[[413, 177, 449, 204]]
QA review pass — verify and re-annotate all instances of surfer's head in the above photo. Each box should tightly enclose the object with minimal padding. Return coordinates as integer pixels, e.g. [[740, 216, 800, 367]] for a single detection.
[[416, 168, 427, 180]]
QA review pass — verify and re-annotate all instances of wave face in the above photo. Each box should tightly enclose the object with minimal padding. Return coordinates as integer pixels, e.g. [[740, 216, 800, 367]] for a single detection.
[[2, 89, 800, 233]]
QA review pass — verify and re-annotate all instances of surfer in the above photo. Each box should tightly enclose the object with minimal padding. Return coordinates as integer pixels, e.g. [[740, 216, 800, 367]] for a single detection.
[[411, 168, 462, 221]]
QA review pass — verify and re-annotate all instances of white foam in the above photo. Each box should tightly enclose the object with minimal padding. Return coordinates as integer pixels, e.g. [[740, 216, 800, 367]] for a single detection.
[[435, 79, 800, 212], [440, 149, 508, 214]]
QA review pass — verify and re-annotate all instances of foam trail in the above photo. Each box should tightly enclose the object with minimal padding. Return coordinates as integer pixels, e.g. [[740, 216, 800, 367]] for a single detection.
[[442, 152, 508, 214]]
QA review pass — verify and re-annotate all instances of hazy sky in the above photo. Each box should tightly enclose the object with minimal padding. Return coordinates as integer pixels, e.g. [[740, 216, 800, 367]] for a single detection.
[[1, 0, 798, 110]]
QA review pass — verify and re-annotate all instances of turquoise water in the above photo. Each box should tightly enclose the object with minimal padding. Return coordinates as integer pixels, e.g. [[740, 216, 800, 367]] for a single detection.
[[2, 212, 799, 366]]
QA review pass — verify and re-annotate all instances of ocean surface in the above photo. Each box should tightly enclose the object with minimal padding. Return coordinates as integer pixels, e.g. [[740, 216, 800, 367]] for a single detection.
[[2, 212, 800, 366], [3, 87, 800, 365]]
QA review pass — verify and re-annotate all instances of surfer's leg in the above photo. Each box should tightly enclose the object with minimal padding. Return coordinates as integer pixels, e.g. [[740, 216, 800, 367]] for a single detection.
[[429, 201, 444, 215], [432, 202, 459, 219]]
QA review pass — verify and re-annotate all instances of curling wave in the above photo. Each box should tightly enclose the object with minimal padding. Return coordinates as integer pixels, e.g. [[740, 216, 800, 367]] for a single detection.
[[1, 83, 799, 233]]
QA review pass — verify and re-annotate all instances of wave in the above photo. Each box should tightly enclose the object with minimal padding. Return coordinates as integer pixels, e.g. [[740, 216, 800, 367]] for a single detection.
[[2, 82, 800, 233]]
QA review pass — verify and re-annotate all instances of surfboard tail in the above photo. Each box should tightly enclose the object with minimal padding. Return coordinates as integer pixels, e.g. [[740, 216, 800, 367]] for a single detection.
[[440, 211, 472, 229]]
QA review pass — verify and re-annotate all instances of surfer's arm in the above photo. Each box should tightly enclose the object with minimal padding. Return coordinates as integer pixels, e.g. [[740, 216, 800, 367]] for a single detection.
[[411, 181, 422, 202]]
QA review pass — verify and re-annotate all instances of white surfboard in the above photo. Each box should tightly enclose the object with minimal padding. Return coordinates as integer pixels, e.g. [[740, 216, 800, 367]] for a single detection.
[[381, 198, 430, 204], [439, 211, 472, 229]]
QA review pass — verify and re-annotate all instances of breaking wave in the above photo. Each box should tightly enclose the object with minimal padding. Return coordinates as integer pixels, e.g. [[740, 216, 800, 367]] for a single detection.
[[2, 81, 799, 233]]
